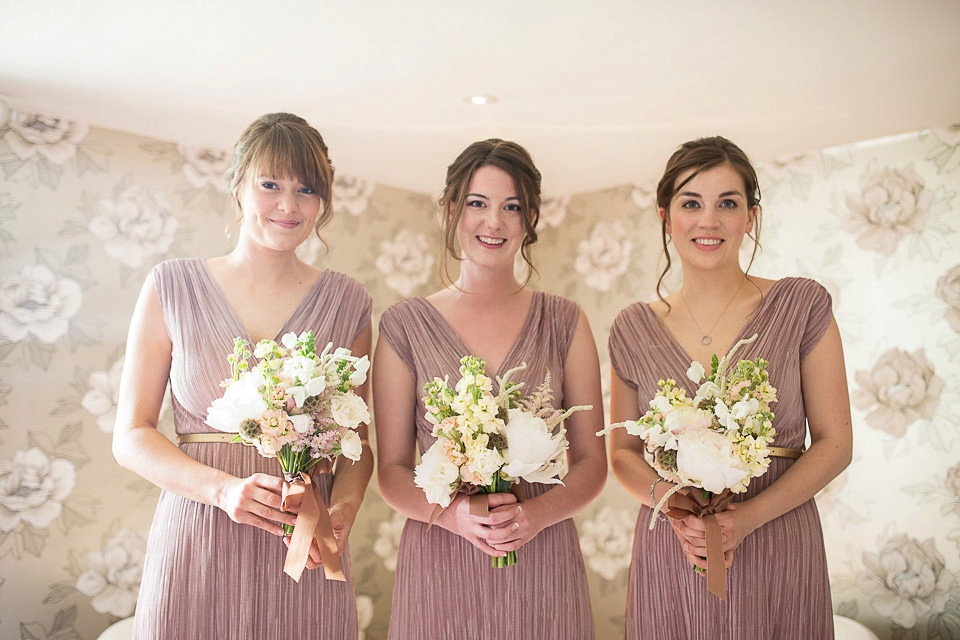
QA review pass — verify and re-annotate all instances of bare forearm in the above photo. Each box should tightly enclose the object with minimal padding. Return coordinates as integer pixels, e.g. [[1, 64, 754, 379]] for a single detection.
[[520, 453, 606, 528], [738, 436, 851, 532], [330, 444, 374, 514], [610, 446, 662, 507], [113, 425, 234, 507]]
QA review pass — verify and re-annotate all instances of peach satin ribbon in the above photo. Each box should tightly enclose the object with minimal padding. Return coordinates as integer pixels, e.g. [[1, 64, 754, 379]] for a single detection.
[[663, 490, 735, 601], [281, 473, 345, 583]]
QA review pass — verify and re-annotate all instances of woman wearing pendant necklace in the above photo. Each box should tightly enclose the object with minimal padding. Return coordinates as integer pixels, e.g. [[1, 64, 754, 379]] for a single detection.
[[608, 136, 852, 639], [372, 139, 606, 638]]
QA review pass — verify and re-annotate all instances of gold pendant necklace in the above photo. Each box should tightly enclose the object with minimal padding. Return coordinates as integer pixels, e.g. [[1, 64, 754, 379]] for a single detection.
[[680, 278, 746, 346]]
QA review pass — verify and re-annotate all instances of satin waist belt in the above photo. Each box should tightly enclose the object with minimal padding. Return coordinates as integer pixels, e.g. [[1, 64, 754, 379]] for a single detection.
[[769, 446, 803, 459], [176, 433, 236, 445]]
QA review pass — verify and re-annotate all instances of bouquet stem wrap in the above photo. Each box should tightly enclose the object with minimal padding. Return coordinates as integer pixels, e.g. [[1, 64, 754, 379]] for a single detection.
[[281, 472, 345, 583], [663, 489, 734, 600]]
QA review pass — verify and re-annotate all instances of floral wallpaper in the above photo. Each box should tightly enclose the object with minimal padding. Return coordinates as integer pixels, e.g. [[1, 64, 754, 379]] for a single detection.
[[0, 99, 958, 640]]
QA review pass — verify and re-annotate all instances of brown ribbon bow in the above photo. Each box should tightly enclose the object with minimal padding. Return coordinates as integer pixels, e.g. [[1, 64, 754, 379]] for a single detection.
[[663, 489, 734, 600], [281, 472, 345, 583]]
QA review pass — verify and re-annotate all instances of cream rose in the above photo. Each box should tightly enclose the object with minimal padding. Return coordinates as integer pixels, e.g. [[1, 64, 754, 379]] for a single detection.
[[414, 443, 460, 508], [330, 393, 370, 430]]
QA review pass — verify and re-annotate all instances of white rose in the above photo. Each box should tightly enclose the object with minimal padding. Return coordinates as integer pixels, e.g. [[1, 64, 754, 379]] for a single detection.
[[501, 408, 567, 484], [675, 428, 749, 494], [330, 393, 370, 429], [205, 371, 268, 433], [414, 443, 460, 507], [0, 448, 76, 531], [339, 430, 363, 462], [0, 263, 82, 344]]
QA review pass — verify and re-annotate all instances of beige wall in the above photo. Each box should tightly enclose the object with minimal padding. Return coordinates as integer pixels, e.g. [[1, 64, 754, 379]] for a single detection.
[[0, 107, 958, 639]]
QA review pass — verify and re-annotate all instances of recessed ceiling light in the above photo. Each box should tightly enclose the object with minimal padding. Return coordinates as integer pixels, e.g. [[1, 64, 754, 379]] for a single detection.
[[466, 95, 498, 105]]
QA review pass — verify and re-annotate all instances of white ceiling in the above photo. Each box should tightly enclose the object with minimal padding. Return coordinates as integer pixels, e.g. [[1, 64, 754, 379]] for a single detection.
[[2, 0, 959, 195]]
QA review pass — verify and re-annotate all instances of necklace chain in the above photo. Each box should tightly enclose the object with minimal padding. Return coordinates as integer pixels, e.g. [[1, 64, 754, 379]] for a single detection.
[[680, 278, 746, 346]]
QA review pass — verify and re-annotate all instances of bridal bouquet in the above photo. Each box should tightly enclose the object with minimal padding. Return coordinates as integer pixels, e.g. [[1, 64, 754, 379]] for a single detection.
[[414, 355, 589, 568], [205, 330, 369, 581], [599, 334, 777, 598]]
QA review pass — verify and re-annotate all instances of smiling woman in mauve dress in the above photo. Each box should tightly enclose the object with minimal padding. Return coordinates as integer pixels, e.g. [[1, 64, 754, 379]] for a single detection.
[[113, 113, 372, 639], [372, 139, 606, 639], [608, 136, 853, 639]]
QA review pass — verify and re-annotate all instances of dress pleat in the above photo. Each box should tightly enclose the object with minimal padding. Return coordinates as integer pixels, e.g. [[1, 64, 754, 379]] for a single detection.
[[133, 258, 372, 640]]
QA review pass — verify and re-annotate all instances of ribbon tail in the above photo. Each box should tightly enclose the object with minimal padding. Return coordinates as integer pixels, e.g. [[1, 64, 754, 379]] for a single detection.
[[470, 493, 489, 516], [309, 477, 345, 582], [703, 513, 726, 601], [282, 473, 345, 583]]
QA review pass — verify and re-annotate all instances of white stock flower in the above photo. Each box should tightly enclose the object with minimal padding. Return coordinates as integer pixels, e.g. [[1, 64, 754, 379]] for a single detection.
[[3, 111, 89, 164], [204, 371, 269, 433], [502, 408, 567, 484], [333, 175, 375, 216], [339, 430, 363, 461], [574, 221, 633, 292], [578, 505, 636, 580], [177, 145, 229, 191], [282, 354, 318, 385], [0, 263, 82, 344], [349, 355, 370, 386], [375, 229, 434, 296], [675, 428, 749, 494], [75, 529, 146, 617], [0, 448, 76, 531], [81, 358, 124, 433], [330, 393, 369, 429], [414, 443, 459, 508], [686, 361, 705, 383], [693, 381, 722, 407], [89, 183, 178, 268]]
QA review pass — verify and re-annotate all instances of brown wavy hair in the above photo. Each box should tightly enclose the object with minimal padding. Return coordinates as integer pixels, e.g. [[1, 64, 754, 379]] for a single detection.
[[438, 139, 541, 285], [655, 136, 763, 303], [224, 112, 335, 241]]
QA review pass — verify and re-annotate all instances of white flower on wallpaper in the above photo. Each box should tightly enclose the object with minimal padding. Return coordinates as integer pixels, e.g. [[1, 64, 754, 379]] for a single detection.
[[0, 263, 82, 344], [574, 221, 633, 292], [81, 358, 124, 433], [3, 111, 89, 165], [356, 594, 374, 640], [373, 511, 405, 571], [630, 184, 656, 211], [295, 232, 325, 266], [578, 505, 636, 581], [539, 195, 569, 228], [946, 464, 960, 520], [852, 348, 945, 437], [375, 229, 433, 296], [334, 175, 375, 216], [74, 528, 146, 617], [759, 152, 819, 200], [178, 145, 230, 192], [935, 265, 960, 334], [89, 182, 178, 268], [843, 165, 933, 256], [856, 534, 955, 629], [0, 448, 76, 532]]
